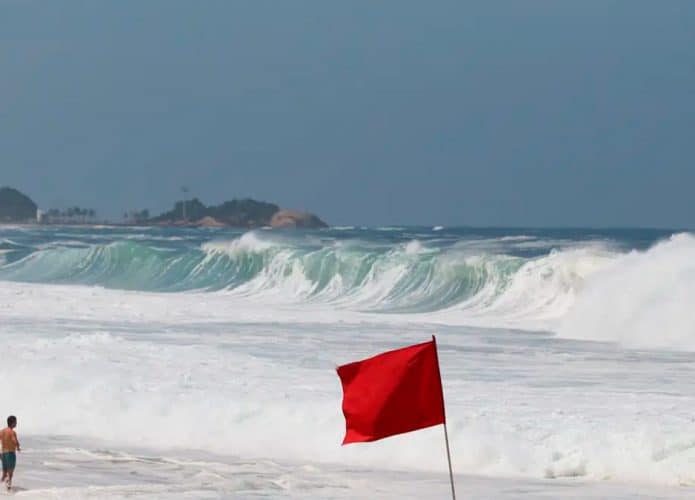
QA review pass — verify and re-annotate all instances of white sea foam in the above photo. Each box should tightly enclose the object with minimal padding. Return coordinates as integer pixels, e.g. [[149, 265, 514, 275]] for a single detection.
[[557, 233, 695, 349], [403, 239, 425, 254], [452, 246, 616, 324], [497, 235, 535, 242], [201, 230, 277, 255], [3, 281, 695, 496]]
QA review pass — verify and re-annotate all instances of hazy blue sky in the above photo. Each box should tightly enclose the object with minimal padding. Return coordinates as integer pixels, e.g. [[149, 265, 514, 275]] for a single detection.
[[1, 1, 694, 226]]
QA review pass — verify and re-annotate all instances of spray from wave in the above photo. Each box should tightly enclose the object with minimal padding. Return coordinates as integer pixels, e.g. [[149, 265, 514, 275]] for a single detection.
[[557, 233, 695, 349]]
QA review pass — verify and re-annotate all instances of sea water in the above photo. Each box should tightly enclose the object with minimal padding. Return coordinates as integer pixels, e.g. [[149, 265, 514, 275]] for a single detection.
[[0, 226, 694, 498]]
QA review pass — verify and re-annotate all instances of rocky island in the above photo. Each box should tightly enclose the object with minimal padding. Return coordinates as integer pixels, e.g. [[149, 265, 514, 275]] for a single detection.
[[152, 198, 328, 229]]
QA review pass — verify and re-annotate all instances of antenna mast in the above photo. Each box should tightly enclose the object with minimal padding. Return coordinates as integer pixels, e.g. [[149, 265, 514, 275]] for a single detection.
[[181, 186, 189, 221]]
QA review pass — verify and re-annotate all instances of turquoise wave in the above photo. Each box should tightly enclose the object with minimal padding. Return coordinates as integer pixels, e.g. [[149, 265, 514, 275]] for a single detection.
[[0, 237, 530, 312]]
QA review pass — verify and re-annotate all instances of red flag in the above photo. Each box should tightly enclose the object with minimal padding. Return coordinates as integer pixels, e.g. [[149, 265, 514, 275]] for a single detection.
[[337, 337, 446, 444]]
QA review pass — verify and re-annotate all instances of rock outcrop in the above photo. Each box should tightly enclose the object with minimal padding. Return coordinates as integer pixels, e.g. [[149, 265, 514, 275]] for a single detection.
[[195, 216, 226, 228], [270, 210, 328, 229]]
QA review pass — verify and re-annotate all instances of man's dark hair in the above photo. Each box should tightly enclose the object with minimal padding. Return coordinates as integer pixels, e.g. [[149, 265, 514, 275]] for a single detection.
[[7, 416, 16, 427]]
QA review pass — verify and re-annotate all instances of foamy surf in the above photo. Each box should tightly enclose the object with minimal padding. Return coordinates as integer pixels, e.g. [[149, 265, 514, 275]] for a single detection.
[[10, 437, 694, 499], [557, 233, 695, 349], [3, 282, 695, 496]]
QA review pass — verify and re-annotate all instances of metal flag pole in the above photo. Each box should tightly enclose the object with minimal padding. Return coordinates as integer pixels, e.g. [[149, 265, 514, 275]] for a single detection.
[[432, 335, 456, 500], [443, 418, 456, 500]]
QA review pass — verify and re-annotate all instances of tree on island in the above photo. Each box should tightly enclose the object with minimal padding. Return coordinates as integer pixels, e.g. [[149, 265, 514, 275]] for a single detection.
[[208, 199, 280, 226], [123, 209, 150, 224], [44, 206, 97, 223], [151, 197, 281, 227], [162, 198, 207, 221]]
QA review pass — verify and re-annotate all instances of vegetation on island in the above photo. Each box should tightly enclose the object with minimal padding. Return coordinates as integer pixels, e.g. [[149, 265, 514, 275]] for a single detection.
[[45, 207, 97, 223], [124, 209, 150, 224], [152, 198, 282, 227]]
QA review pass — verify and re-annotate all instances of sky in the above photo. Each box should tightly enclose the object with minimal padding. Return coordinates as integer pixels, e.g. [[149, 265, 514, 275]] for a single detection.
[[1, 1, 694, 227]]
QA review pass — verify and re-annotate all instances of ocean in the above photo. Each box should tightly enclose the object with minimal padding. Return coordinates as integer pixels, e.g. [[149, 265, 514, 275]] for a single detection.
[[0, 225, 694, 498]]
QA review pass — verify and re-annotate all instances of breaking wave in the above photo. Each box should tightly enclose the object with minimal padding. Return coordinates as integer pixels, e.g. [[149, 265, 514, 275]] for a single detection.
[[557, 233, 695, 349], [0, 230, 617, 320], [1, 228, 694, 348]]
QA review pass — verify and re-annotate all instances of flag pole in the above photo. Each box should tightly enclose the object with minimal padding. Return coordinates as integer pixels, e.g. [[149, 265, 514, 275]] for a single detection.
[[432, 335, 456, 500], [443, 418, 456, 500]]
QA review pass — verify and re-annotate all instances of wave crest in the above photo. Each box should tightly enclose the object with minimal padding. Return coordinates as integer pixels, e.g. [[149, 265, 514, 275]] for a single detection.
[[3, 230, 694, 349], [0, 232, 619, 319], [558, 233, 695, 349]]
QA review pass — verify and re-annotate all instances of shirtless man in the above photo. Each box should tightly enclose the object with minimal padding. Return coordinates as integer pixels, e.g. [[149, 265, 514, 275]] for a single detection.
[[0, 416, 20, 491]]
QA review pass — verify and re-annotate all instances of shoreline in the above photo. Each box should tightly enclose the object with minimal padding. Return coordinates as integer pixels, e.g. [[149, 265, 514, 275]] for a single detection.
[[13, 436, 694, 499]]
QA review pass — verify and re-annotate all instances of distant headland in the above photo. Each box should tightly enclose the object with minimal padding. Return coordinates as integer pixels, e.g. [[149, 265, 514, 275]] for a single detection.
[[0, 186, 328, 229]]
